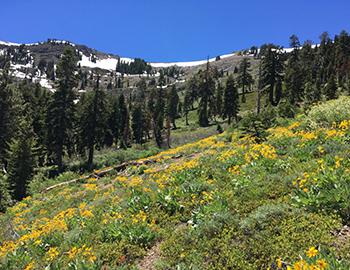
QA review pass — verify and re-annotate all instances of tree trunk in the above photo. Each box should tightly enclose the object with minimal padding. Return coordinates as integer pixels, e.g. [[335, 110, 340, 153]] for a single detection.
[[166, 118, 171, 149], [87, 145, 94, 170], [56, 144, 64, 172], [241, 84, 246, 103], [257, 89, 261, 114], [172, 119, 177, 130]]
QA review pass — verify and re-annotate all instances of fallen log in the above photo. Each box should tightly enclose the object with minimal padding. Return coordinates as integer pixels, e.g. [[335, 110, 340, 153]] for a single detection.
[[43, 154, 185, 193]]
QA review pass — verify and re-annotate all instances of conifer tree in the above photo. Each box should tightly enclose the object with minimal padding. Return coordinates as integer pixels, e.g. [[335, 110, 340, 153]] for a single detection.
[[166, 85, 179, 129], [153, 88, 165, 148], [334, 30, 350, 87], [105, 97, 120, 147], [0, 70, 12, 168], [215, 82, 223, 117], [304, 81, 320, 107], [324, 74, 337, 100], [131, 105, 144, 144], [165, 117, 171, 148], [78, 76, 108, 169], [183, 90, 192, 126], [46, 47, 78, 171], [118, 94, 130, 149], [158, 70, 166, 87], [0, 175, 10, 211], [7, 118, 35, 201], [0, 79, 23, 171], [223, 76, 239, 124], [260, 46, 284, 106], [31, 84, 49, 166], [285, 35, 304, 104], [186, 75, 200, 109], [198, 61, 215, 127], [237, 58, 254, 103]]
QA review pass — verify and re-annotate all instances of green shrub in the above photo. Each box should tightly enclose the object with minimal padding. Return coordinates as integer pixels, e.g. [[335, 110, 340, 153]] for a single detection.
[[306, 96, 350, 127]]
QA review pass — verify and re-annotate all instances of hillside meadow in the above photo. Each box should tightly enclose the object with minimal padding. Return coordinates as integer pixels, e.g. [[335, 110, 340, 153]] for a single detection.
[[2, 97, 350, 269]]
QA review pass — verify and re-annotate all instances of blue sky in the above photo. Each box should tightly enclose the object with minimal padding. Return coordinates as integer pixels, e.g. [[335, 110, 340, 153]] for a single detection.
[[1, 0, 349, 62]]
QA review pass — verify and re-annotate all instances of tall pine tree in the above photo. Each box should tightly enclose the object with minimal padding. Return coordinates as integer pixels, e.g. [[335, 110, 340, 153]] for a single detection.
[[223, 76, 239, 124], [260, 46, 284, 106], [46, 47, 78, 171], [166, 85, 179, 129], [7, 117, 35, 201], [118, 94, 130, 149], [237, 58, 254, 103], [285, 35, 304, 104], [198, 61, 215, 127], [131, 105, 145, 144], [78, 76, 108, 169]]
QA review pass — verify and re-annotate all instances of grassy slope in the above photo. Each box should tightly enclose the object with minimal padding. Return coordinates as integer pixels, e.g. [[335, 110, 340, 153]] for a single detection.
[[2, 98, 350, 269]]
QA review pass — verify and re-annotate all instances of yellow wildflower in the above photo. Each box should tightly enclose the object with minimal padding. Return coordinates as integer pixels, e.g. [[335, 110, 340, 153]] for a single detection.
[[81, 209, 94, 218], [84, 183, 98, 191], [317, 259, 327, 269], [228, 165, 240, 175], [34, 239, 42, 246], [288, 122, 301, 130], [277, 258, 283, 268], [309, 264, 320, 270], [47, 247, 59, 261], [24, 261, 35, 270], [293, 259, 308, 270], [335, 156, 343, 169], [339, 120, 350, 130], [306, 246, 319, 258]]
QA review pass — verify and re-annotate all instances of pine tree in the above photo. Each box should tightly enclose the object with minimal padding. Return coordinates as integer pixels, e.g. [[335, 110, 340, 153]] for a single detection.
[[183, 90, 192, 126], [78, 76, 108, 169], [0, 70, 12, 168], [165, 117, 171, 148], [237, 58, 254, 103], [317, 32, 333, 85], [260, 46, 284, 106], [158, 70, 166, 87], [7, 118, 35, 201], [105, 97, 120, 147], [0, 77, 23, 171], [334, 30, 350, 87], [166, 85, 179, 129], [285, 35, 304, 104], [46, 47, 78, 171], [31, 84, 49, 166], [0, 175, 10, 211], [154, 88, 165, 148], [198, 61, 215, 127], [324, 75, 337, 100], [131, 105, 144, 144], [186, 75, 200, 109], [107, 79, 113, 91], [304, 81, 320, 107], [215, 82, 223, 117], [223, 76, 239, 124], [119, 94, 130, 149]]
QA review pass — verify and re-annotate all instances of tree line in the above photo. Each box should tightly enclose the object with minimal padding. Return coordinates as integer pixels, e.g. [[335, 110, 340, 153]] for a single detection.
[[0, 30, 350, 210]]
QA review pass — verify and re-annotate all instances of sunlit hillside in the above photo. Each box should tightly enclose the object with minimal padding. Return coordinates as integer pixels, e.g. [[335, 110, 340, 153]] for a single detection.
[[2, 97, 350, 269]]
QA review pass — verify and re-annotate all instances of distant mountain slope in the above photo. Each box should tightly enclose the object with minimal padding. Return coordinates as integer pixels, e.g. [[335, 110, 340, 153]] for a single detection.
[[0, 38, 297, 92]]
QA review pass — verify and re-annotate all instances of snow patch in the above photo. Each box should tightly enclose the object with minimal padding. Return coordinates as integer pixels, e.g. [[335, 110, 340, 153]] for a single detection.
[[11, 62, 33, 69], [79, 54, 119, 70], [0, 40, 21, 46], [150, 52, 236, 68], [37, 78, 53, 89]]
